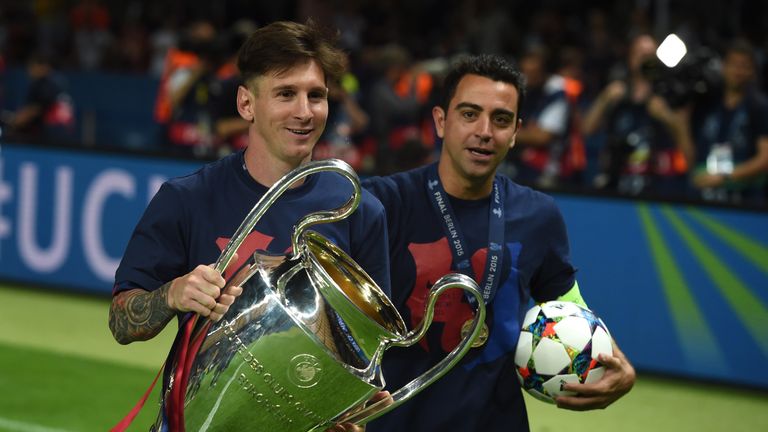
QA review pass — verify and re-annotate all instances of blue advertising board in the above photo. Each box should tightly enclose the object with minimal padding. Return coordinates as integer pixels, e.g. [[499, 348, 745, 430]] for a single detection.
[[0, 143, 202, 293], [555, 196, 767, 388], [1, 143, 766, 388]]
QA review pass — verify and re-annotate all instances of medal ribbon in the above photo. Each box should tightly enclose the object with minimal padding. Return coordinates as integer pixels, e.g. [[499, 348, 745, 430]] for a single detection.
[[425, 165, 505, 306]]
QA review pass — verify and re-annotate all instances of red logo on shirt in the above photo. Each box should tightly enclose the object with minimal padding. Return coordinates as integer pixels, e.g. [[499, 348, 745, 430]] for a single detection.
[[407, 238, 488, 352], [215, 231, 275, 279]]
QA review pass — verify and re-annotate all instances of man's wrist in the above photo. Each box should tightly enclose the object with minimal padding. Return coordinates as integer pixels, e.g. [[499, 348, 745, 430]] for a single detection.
[[160, 280, 174, 310]]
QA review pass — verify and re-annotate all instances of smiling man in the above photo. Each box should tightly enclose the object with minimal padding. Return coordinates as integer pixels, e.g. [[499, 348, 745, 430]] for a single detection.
[[109, 22, 390, 430], [363, 54, 635, 432]]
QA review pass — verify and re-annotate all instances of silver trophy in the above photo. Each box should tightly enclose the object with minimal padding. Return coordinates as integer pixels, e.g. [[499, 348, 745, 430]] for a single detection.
[[155, 159, 486, 431]]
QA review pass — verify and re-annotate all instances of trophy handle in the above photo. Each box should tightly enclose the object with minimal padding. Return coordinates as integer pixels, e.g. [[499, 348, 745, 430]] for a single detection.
[[214, 158, 361, 274], [340, 273, 487, 426]]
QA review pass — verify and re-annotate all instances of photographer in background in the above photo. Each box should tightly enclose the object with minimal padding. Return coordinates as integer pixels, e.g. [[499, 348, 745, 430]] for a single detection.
[[680, 39, 768, 205], [1, 53, 75, 145], [156, 21, 241, 159], [513, 44, 584, 188], [582, 33, 689, 197], [313, 52, 370, 172]]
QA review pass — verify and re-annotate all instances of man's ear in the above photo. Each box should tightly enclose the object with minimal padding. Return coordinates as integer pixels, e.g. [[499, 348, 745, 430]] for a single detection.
[[237, 85, 254, 122], [432, 106, 446, 138], [510, 118, 522, 149]]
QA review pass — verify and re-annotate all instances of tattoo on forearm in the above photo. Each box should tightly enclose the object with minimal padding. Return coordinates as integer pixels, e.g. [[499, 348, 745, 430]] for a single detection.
[[109, 283, 176, 344]]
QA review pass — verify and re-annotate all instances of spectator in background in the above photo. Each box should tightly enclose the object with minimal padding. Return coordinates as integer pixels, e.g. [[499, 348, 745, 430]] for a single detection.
[[1, 53, 75, 144], [33, 0, 69, 62], [581, 33, 689, 197], [107, 17, 150, 73], [313, 52, 370, 172], [1, 4, 37, 65], [209, 20, 258, 156], [70, 0, 112, 70], [682, 39, 768, 205], [465, 0, 516, 56], [149, 16, 180, 77], [581, 8, 620, 100], [158, 21, 233, 158], [366, 44, 434, 174], [331, 0, 367, 54], [513, 45, 584, 188]]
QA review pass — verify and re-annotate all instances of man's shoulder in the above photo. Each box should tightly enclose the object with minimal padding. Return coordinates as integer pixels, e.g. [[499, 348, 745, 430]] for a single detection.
[[308, 169, 386, 214], [362, 164, 431, 201], [745, 91, 768, 114], [357, 184, 387, 215], [164, 152, 238, 194], [499, 175, 558, 212]]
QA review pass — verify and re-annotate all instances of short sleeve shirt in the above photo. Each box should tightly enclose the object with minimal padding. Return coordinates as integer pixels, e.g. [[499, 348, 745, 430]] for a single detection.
[[363, 163, 576, 432], [115, 151, 391, 297]]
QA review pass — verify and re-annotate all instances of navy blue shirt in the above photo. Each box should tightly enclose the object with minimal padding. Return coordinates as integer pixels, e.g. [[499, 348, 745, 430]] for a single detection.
[[363, 163, 576, 432], [605, 85, 676, 153], [115, 151, 390, 296], [692, 90, 768, 166]]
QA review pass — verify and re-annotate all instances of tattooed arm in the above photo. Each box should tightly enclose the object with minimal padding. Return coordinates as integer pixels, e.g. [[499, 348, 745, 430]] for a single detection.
[[109, 264, 243, 344], [109, 285, 175, 345]]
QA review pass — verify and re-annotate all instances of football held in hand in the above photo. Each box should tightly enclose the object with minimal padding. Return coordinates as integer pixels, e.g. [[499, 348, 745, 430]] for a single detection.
[[514, 301, 613, 403]]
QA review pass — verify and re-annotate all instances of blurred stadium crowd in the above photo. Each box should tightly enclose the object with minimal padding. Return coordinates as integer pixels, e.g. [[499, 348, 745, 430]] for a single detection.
[[1, 0, 768, 207]]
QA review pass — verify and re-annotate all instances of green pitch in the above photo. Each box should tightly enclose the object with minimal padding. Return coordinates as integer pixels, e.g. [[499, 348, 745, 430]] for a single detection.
[[0, 283, 766, 431], [0, 284, 175, 431]]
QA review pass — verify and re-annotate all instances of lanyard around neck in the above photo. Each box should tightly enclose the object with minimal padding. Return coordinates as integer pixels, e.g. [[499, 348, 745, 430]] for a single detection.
[[425, 165, 505, 306]]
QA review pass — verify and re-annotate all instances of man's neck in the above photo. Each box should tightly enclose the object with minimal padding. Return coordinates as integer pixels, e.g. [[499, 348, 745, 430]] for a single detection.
[[243, 147, 308, 188], [724, 88, 746, 109], [437, 162, 494, 200], [629, 77, 652, 101]]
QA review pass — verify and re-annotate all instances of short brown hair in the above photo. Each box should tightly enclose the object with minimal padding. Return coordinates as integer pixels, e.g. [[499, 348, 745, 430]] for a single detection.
[[237, 20, 345, 87]]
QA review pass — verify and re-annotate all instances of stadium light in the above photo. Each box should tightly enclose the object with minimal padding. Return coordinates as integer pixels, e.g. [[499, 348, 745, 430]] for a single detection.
[[657, 33, 687, 68]]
